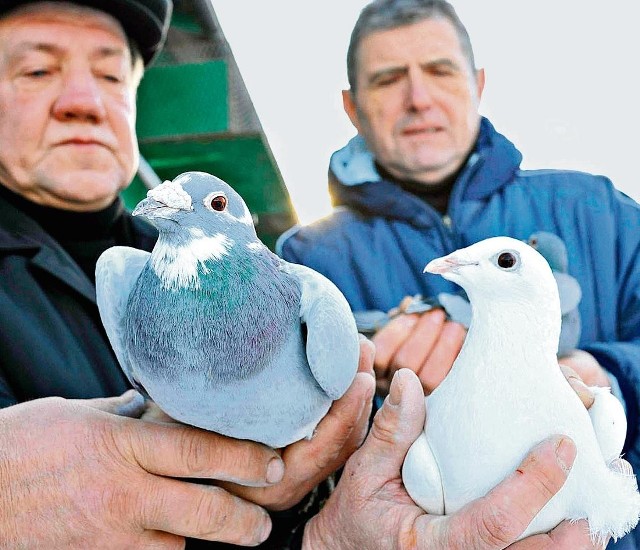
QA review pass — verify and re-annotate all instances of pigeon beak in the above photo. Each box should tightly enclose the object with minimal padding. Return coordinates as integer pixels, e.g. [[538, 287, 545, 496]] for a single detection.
[[424, 254, 478, 274], [132, 197, 167, 218]]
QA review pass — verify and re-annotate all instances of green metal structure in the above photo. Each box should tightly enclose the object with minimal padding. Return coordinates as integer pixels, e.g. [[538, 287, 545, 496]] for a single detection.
[[123, 0, 298, 250]]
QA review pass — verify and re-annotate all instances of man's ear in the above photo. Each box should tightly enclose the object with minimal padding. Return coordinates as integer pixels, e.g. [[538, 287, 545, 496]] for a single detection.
[[342, 89, 361, 132], [475, 68, 485, 100]]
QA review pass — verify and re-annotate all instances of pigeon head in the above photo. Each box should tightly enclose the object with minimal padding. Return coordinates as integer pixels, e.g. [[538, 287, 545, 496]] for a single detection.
[[526, 231, 569, 273], [132, 172, 257, 242], [424, 237, 560, 314], [133, 172, 261, 289]]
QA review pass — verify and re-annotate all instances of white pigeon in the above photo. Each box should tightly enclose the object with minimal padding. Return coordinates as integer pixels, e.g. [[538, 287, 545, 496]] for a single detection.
[[401, 236, 640, 543]]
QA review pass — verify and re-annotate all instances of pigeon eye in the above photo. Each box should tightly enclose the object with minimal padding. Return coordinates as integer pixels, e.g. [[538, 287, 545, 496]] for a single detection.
[[210, 195, 227, 211], [497, 252, 517, 269]]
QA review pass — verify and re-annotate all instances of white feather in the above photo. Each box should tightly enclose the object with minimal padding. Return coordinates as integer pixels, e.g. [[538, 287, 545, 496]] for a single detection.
[[402, 236, 640, 542]]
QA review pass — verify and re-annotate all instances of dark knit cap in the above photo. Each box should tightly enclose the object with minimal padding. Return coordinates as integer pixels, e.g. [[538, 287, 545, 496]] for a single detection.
[[0, 0, 173, 66]]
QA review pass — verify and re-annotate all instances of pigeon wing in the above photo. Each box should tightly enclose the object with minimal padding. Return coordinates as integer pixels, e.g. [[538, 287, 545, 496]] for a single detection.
[[353, 309, 390, 337], [95, 246, 150, 391], [554, 272, 582, 314], [588, 386, 628, 464], [402, 429, 445, 514], [281, 262, 359, 400]]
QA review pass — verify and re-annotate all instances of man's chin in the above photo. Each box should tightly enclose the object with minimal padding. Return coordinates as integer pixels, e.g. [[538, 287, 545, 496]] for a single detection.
[[39, 172, 127, 211]]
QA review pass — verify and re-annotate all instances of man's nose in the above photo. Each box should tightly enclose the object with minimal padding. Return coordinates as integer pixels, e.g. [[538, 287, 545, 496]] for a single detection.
[[52, 70, 107, 123], [406, 72, 434, 112]]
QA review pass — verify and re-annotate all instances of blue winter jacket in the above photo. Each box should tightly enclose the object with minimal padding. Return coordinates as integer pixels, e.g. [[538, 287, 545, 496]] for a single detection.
[[278, 118, 640, 529]]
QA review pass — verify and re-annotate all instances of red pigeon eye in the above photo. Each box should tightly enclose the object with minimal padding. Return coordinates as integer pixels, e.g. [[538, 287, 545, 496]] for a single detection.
[[210, 195, 227, 211], [498, 252, 517, 269]]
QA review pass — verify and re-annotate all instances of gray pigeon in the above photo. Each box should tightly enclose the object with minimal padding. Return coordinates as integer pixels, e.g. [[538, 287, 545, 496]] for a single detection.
[[527, 231, 582, 356], [353, 291, 472, 338], [96, 172, 359, 448], [402, 236, 639, 543]]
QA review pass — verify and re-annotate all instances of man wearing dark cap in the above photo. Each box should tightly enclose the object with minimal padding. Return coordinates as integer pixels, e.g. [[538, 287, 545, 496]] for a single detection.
[[0, 1, 378, 547]]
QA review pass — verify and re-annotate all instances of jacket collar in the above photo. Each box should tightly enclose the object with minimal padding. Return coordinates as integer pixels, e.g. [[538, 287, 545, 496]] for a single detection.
[[0, 193, 97, 303], [328, 117, 523, 224]]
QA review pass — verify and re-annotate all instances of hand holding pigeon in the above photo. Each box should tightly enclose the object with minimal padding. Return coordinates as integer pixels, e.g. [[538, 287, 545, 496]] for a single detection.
[[96, 172, 360, 448], [402, 236, 640, 543]]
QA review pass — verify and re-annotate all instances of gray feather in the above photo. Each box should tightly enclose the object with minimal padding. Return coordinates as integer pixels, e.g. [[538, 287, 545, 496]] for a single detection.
[[96, 171, 359, 448]]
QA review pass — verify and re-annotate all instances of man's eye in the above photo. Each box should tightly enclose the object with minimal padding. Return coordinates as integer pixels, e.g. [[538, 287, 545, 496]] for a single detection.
[[431, 67, 454, 77], [25, 69, 50, 78], [102, 74, 122, 83], [373, 74, 402, 87]]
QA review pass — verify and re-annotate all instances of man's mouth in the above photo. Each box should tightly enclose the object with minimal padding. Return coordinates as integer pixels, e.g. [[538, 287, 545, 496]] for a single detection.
[[58, 138, 107, 147], [402, 126, 442, 136]]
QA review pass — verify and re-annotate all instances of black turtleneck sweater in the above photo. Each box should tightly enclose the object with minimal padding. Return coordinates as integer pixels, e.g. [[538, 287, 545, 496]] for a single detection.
[[0, 184, 138, 283], [375, 159, 468, 215]]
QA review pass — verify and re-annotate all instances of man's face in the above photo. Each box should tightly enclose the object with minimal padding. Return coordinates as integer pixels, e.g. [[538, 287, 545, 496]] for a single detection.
[[0, 4, 139, 211], [344, 18, 484, 185]]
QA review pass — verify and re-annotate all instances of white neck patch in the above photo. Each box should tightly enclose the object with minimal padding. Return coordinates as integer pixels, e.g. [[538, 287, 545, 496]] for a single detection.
[[151, 229, 232, 289], [148, 179, 193, 211]]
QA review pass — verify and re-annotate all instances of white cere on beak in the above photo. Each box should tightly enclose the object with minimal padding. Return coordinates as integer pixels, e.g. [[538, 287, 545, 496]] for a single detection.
[[148, 179, 193, 211]]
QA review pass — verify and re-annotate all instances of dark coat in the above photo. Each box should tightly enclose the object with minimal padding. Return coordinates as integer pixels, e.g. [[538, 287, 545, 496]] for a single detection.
[[0, 192, 315, 549], [0, 193, 158, 406]]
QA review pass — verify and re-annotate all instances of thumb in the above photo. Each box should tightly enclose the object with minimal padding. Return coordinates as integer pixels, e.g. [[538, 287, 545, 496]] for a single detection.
[[360, 368, 426, 476], [73, 389, 147, 418]]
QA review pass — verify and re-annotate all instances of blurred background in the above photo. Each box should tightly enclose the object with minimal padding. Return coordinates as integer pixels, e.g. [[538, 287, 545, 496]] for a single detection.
[[130, 0, 639, 247]]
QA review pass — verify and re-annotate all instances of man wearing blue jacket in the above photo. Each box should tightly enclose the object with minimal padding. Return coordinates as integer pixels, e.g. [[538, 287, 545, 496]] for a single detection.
[[278, 0, 640, 547]]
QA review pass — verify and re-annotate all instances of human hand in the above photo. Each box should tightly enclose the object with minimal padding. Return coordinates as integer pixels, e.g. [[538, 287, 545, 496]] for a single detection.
[[373, 302, 466, 396], [0, 393, 285, 548], [559, 350, 611, 389], [303, 369, 603, 550], [220, 336, 376, 510]]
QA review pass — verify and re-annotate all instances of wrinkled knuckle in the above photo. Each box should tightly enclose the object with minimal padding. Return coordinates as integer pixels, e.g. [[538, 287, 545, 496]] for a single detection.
[[370, 415, 400, 447], [177, 430, 210, 475], [529, 462, 560, 501], [102, 482, 144, 529], [520, 448, 563, 499], [478, 506, 521, 546], [236, 441, 271, 479], [191, 487, 230, 537]]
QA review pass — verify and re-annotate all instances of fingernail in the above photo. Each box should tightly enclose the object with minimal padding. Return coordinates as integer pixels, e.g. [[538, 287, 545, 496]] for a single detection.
[[258, 513, 272, 543], [567, 377, 595, 407], [388, 370, 405, 406], [266, 457, 285, 484], [555, 437, 576, 473]]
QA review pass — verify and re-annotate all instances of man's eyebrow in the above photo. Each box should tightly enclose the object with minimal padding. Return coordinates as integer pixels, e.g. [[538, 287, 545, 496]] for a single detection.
[[7, 41, 128, 62], [367, 65, 408, 85], [367, 58, 462, 84], [6, 41, 60, 61], [420, 58, 460, 71]]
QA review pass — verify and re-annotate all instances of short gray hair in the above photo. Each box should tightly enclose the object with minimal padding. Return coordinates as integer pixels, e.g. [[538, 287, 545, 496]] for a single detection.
[[347, 0, 476, 91]]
